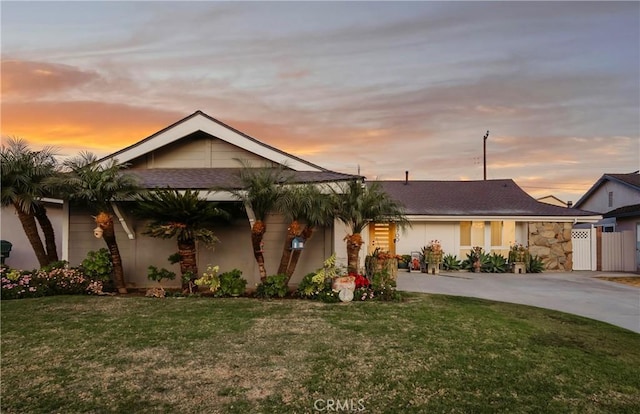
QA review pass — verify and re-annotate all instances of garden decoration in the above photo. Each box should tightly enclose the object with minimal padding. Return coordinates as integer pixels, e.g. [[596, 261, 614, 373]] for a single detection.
[[509, 243, 529, 274], [424, 240, 444, 274], [408, 251, 421, 272], [365, 248, 399, 280]]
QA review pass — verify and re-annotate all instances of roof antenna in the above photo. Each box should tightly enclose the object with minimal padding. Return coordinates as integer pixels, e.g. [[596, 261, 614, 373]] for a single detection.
[[483, 130, 490, 180]]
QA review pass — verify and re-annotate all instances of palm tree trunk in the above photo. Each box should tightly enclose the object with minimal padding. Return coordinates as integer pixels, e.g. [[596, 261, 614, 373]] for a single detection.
[[277, 220, 301, 276], [345, 233, 364, 274], [14, 203, 49, 267], [95, 212, 127, 294], [252, 221, 267, 282], [285, 225, 315, 281], [178, 240, 198, 293], [33, 203, 59, 264]]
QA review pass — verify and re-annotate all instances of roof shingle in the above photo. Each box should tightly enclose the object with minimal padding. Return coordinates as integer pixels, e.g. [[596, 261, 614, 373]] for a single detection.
[[374, 179, 598, 217]]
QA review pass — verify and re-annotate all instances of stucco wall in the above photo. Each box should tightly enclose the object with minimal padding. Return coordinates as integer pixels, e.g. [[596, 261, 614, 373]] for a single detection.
[[68, 204, 333, 290], [578, 180, 639, 213], [1, 203, 63, 270], [528, 222, 573, 271]]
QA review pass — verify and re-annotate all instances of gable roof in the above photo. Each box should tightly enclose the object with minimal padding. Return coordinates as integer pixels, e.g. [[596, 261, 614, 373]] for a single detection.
[[374, 179, 600, 221], [536, 195, 568, 207], [99, 110, 328, 172], [574, 171, 640, 208]]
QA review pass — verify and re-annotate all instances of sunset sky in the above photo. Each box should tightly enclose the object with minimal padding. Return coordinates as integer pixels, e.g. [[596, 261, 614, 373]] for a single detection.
[[2, 1, 639, 204]]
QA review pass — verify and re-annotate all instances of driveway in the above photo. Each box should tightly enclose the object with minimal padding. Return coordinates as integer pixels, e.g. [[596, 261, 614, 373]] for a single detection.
[[396, 271, 640, 333]]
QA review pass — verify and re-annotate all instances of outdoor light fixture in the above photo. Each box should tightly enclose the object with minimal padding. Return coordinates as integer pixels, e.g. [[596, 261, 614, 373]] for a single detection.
[[291, 236, 305, 250]]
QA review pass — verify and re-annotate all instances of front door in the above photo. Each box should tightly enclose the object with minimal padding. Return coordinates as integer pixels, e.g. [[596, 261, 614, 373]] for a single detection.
[[368, 222, 397, 255]]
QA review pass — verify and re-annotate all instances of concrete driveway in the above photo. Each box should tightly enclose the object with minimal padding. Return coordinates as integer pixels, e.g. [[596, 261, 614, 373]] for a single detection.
[[396, 271, 640, 333]]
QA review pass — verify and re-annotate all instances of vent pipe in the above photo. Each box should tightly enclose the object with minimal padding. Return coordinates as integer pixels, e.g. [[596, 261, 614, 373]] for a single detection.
[[567, 201, 573, 208], [405, 171, 409, 185]]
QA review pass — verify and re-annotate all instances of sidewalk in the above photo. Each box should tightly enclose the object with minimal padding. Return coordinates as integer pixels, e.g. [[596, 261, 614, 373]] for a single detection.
[[396, 271, 640, 333]]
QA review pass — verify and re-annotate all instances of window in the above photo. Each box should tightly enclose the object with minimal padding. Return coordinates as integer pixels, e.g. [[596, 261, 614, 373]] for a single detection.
[[460, 221, 485, 246], [491, 221, 503, 246], [608, 191, 613, 208]]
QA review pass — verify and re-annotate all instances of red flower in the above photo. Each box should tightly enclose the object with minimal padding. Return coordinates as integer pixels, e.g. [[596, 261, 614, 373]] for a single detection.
[[350, 272, 370, 288]]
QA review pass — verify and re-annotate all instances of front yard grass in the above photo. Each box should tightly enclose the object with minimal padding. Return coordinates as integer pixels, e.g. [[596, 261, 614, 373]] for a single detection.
[[2, 294, 638, 413]]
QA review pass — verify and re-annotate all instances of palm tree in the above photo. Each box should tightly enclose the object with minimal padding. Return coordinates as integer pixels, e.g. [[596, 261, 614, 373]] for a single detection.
[[132, 188, 229, 293], [275, 184, 335, 283], [54, 152, 140, 293], [333, 180, 407, 274], [1, 137, 59, 266], [225, 162, 290, 282]]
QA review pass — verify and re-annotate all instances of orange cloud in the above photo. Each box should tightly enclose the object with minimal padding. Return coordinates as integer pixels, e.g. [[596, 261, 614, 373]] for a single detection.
[[1, 101, 182, 155], [1, 60, 100, 99]]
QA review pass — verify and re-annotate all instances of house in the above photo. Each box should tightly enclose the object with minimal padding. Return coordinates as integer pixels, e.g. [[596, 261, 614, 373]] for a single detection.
[[358, 179, 601, 271], [63, 110, 358, 289], [537, 195, 570, 208], [574, 172, 640, 272]]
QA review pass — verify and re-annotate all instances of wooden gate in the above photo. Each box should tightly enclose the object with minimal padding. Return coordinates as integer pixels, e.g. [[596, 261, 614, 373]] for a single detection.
[[601, 231, 635, 272], [571, 228, 596, 271]]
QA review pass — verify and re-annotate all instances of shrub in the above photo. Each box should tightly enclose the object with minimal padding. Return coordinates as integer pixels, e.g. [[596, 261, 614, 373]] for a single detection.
[[194, 265, 220, 293], [1, 267, 41, 300], [256, 274, 288, 299], [485, 253, 508, 273], [442, 254, 461, 271], [215, 269, 247, 297], [34, 267, 91, 295], [147, 266, 176, 285], [461, 247, 490, 272], [81, 248, 113, 282], [527, 255, 545, 273]]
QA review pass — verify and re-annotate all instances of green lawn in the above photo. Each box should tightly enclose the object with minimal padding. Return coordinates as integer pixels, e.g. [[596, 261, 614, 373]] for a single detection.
[[1, 294, 638, 413]]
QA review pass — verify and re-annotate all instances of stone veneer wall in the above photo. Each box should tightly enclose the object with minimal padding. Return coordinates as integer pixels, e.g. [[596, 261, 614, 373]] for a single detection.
[[528, 222, 573, 271]]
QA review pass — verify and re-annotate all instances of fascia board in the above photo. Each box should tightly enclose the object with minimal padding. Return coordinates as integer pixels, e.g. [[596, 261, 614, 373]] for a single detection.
[[404, 215, 602, 223]]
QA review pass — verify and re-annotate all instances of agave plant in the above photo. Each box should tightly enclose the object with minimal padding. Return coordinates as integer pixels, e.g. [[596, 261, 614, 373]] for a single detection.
[[485, 253, 508, 273], [527, 255, 545, 273], [461, 247, 489, 272], [442, 254, 461, 271]]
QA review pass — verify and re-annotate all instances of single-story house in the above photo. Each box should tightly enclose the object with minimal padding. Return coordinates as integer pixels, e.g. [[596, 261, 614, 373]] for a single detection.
[[359, 178, 601, 271], [63, 110, 358, 289]]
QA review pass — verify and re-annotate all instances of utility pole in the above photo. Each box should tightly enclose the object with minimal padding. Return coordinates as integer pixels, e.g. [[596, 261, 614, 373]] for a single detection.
[[483, 130, 489, 180]]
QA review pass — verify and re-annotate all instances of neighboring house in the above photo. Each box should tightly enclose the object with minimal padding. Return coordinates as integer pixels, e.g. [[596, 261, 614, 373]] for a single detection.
[[537, 195, 570, 208], [63, 110, 358, 289], [574, 172, 640, 272], [0, 199, 63, 270], [361, 179, 601, 271]]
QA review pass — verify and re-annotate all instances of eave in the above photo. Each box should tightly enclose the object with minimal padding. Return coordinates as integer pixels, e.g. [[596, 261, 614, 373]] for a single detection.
[[404, 215, 602, 223]]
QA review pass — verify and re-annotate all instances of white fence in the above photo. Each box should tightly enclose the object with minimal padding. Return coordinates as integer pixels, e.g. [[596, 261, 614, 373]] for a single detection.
[[571, 228, 597, 271]]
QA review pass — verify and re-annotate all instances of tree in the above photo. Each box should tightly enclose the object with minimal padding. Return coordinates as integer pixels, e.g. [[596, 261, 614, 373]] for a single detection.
[[53, 152, 139, 293], [275, 184, 335, 283], [333, 180, 407, 273], [132, 188, 229, 293], [1, 137, 59, 266], [225, 162, 290, 282]]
